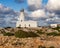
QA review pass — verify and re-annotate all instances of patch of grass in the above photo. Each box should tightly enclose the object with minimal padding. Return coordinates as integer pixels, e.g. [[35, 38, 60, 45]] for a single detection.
[[52, 26, 60, 32], [37, 30, 45, 34], [28, 31, 39, 37], [12, 42, 23, 46], [49, 46, 55, 48], [47, 32, 60, 36], [3, 32, 14, 36], [15, 30, 28, 38], [38, 45, 46, 48], [15, 30, 39, 38]]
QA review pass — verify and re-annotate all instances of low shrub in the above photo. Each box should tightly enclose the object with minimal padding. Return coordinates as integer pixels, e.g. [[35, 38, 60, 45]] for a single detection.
[[52, 26, 60, 32], [15, 30, 28, 38], [47, 32, 60, 36], [37, 30, 45, 34], [15, 30, 39, 38], [3, 32, 14, 36], [38, 45, 46, 48], [28, 31, 39, 37], [49, 46, 55, 48]]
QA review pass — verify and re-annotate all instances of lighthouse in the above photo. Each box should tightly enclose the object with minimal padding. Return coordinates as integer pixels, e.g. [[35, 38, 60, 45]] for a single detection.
[[16, 9, 38, 27], [18, 9, 24, 22]]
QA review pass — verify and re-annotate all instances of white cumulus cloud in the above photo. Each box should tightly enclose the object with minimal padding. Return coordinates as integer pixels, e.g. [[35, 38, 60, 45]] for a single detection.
[[30, 9, 46, 18], [0, 4, 18, 27], [46, 0, 60, 11], [27, 0, 42, 11]]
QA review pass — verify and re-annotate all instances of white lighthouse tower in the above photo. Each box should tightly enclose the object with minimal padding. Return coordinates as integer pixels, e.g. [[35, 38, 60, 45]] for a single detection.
[[18, 9, 24, 22], [16, 9, 37, 27]]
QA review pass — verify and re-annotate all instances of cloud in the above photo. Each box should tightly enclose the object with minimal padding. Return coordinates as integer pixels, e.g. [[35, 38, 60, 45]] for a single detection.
[[46, 12, 56, 18], [0, 4, 17, 15], [27, 0, 42, 11], [46, 18, 60, 24], [24, 9, 49, 26], [46, 16, 60, 24], [27, 0, 52, 26], [27, 0, 60, 26], [0, 4, 18, 27], [45, 0, 60, 24], [30, 9, 46, 18], [46, 0, 60, 13], [14, 0, 24, 3]]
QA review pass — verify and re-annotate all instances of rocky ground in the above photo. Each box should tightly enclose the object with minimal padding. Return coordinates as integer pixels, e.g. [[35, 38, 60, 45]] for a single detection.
[[0, 36, 60, 48], [0, 27, 60, 48]]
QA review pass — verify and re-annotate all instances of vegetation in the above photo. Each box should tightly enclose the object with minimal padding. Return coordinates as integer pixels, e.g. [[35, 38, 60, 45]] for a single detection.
[[37, 29, 60, 36], [47, 32, 60, 36], [1, 26, 60, 37], [15, 30, 39, 38], [49, 46, 55, 48], [37, 30, 45, 34], [52, 26, 60, 32], [38, 45, 46, 48], [3, 32, 14, 36], [38, 45, 55, 48], [12, 42, 23, 46]]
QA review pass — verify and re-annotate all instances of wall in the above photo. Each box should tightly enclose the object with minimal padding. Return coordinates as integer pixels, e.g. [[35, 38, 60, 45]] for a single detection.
[[16, 21, 37, 27]]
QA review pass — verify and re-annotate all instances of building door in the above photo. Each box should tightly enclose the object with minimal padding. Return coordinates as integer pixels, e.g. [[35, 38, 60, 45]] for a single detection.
[[19, 24, 21, 27]]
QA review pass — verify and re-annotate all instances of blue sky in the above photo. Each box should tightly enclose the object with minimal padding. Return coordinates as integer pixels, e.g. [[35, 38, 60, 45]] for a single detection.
[[0, 0, 27, 11], [42, 0, 48, 4], [0, 0, 48, 11]]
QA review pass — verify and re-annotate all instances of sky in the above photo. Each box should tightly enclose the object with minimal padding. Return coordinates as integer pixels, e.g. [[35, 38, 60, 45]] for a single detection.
[[0, 0, 60, 27], [0, 0, 28, 11], [0, 0, 48, 11]]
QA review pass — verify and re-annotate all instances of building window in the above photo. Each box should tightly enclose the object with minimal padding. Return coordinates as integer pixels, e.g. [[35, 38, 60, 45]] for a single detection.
[[21, 20, 22, 22], [29, 24, 30, 27]]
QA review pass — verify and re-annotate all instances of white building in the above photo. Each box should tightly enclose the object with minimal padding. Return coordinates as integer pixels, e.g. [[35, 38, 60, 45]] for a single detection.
[[16, 9, 37, 27], [50, 24, 58, 28]]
